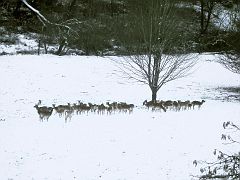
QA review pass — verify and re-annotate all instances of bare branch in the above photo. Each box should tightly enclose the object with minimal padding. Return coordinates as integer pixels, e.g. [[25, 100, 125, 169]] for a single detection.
[[21, 0, 49, 24], [20, 0, 79, 36], [218, 54, 240, 74]]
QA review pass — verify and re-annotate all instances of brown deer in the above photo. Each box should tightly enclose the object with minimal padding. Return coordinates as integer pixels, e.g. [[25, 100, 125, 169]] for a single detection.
[[192, 100, 205, 109], [34, 104, 53, 121]]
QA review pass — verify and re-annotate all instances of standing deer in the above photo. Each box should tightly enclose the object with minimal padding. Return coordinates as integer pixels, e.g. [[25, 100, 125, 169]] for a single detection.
[[192, 100, 205, 109], [34, 104, 53, 121]]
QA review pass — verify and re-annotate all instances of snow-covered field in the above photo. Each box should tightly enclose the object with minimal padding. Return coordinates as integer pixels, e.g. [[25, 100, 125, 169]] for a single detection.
[[0, 54, 239, 180]]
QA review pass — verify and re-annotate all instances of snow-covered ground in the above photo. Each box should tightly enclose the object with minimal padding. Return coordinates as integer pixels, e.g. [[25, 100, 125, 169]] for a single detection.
[[0, 54, 239, 180]]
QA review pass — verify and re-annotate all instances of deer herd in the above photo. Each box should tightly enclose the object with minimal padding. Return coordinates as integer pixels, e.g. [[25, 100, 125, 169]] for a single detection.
[[143, 100, 205, 112], [34, 99, 205, 122], [34, 100, 134, 122]]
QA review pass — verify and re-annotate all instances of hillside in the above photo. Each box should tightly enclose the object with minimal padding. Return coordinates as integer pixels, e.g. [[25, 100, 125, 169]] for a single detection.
[[1, 0, 239, 55]]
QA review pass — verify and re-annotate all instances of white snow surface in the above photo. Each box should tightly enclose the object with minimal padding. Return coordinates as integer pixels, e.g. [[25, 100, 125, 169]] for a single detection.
[[0, 54, 239, 180]]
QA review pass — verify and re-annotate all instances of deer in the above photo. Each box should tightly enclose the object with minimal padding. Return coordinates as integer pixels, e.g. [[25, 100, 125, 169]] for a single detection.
[[172, 101, 179, 111], [187, 102, 193, 110], [72, 102, 83, 114], [143, 100, 155, 108], [191, 100, 205, 109], [88, 103, 98, 113], [97, 104, 106, 114], [161, 100, 173, 110], [118, 102, 134, 113], [61, 103, 72, 113], [106, 105, 113, 114], [106, 102, 118, 112], [177, 100, 190, 110], [52, 104, 65, 117], [80, 103, 91, 113], [73, 101, 89, 114], [64, 105, 74, 122], [154, 101, 167, 112], [34, 104, 53, 121], [143, 100, 166, 112]]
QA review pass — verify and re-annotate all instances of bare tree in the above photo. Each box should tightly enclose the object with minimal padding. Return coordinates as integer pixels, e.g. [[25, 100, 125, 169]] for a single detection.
[[116, 0, 196, 102], [196, 0, 234, 34], [199, 0, 216, 34], [218, 2, 240, 74]]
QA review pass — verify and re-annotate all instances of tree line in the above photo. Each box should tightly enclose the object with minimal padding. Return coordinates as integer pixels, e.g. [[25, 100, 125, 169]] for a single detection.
[[0, 0, 239, 55]]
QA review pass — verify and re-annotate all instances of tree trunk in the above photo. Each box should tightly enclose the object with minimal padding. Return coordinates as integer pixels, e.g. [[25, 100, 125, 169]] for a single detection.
[[38, 39, 41, 55], [200, 0, 205, 34], [13, 0, 22, 17], [151, 89, 157, 102], [56, 44, 64, 55], [203, 2, 214, 33], [56, 39, 66, 55], [44, 42, 48, 54]]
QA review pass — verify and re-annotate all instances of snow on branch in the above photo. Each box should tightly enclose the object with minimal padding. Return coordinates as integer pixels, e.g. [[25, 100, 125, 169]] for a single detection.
[[21, 0, 49, 25], [20, 0, 79, 35]]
